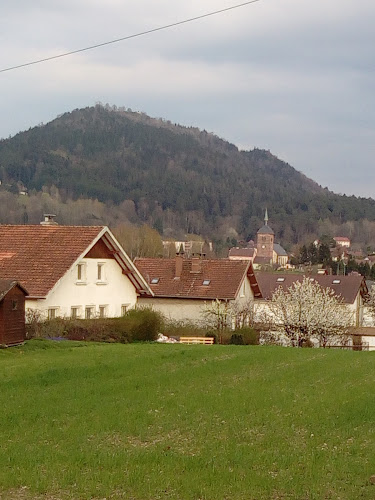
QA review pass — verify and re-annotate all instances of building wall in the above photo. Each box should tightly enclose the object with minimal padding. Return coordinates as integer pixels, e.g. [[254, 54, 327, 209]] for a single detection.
[[138, 276, 254, 325], [0, 286, 26, 345], [257, 233, 274, 261], [26, 258, 137, 319]]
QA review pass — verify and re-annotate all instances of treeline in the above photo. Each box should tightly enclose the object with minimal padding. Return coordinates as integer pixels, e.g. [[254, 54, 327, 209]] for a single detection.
[[1, 104, 375, 251]]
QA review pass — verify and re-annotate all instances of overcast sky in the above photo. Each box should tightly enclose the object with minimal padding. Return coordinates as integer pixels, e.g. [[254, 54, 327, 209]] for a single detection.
[[1, 0, 374, 198]]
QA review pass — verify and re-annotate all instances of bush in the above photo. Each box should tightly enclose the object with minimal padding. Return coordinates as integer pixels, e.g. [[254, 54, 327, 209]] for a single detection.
[[230, 333, 244, 345], [25, 308, 163, 344], [230, 327, 260, 346]]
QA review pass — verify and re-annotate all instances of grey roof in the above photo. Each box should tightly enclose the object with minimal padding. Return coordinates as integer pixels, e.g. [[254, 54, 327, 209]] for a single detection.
[[257, 224, 274, 235], [273, 243, 288, 256]]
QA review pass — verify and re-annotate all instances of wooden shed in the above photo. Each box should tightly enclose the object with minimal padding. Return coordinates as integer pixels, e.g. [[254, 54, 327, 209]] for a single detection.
[[0, 279, 28, 346]]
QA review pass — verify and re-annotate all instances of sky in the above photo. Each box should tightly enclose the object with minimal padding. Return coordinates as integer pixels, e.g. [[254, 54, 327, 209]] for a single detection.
[[1, 0, 375, 198]]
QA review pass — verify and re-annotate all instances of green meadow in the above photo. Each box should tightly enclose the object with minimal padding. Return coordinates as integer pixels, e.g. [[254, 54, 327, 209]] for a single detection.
[[1, 340, 375, 499]]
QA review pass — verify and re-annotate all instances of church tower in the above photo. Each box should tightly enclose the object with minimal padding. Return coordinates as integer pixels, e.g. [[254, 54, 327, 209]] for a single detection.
[[256, 209, 274, 263]]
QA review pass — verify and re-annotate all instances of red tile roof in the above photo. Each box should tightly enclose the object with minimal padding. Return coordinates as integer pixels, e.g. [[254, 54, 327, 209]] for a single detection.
[[255, 273, 367, 304], [0, 225, 106, 297], [134, 257, 255, 300], [228, 247, 255, 258], [0, 279, 28, 302]]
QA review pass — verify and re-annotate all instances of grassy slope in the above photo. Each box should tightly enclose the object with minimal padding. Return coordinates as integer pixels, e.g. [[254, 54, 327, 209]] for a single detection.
[[1, 340, 375, 499]]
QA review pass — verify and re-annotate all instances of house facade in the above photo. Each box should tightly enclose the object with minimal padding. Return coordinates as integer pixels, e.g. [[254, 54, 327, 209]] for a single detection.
[[0, 222, 152, 319], [134, 256, 260, 325], [0, 279, 28, 346], [254, 273, 367, 328]]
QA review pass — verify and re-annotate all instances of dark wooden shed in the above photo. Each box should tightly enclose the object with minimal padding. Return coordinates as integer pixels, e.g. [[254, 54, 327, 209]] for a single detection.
[[0, 279, 28, 346]]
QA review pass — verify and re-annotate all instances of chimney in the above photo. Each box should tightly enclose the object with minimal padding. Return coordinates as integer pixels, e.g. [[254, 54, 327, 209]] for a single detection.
[[40, 214, 58, 226], [175, 254, 183, 279], [191, 255, 202, 273], [175, 244, 185, 279]]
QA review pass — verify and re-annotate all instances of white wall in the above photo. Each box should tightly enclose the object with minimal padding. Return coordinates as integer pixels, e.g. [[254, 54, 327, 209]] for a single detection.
[[26, 258, 137, 319], [138, 276, 254, 325]]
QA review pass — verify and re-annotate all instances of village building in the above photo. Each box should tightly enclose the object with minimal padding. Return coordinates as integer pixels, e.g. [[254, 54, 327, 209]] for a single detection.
[[333, 236, 351, 248], [0, 279, 28, 346], [254, 273, 368, 328], [0, 216, 152, 320], [134, 255, 260, 325]]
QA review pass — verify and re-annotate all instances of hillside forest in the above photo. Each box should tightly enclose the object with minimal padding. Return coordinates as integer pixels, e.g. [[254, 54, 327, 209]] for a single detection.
[[1, 104, 375, 257]]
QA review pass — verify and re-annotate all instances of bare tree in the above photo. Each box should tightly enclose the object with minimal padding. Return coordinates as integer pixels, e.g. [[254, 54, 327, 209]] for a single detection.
[[265, 277, 352, 347], [365, 285, 375, 324]]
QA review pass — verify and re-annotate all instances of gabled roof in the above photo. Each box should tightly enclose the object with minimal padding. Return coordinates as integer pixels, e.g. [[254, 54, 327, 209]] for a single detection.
[[255, 273, 367, 304], [0, 225, 152, 298], [134, 258, 260, 300], [228, 247, 255, 258], [0, 279, 28, 303]]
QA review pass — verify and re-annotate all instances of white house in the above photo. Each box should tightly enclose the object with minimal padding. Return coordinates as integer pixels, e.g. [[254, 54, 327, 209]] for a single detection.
[[254, 273, 368, 329], [0, 219, 152, 319], [134, 255, 260, 325]]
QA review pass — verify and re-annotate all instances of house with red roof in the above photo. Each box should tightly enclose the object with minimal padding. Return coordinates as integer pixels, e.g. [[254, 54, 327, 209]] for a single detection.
[[134, 255, 260, 325], [0, 216, 152, 320]]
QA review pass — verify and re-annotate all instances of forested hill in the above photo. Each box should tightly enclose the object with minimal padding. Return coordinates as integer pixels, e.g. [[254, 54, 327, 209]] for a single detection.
[[1, 104, 375, 249]]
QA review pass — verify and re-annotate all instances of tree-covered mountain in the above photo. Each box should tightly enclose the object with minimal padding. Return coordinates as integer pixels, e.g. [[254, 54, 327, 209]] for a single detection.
[[1, 104, 375, 252]]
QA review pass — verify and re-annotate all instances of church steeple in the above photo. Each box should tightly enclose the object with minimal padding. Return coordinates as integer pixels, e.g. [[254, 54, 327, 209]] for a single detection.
[[264, 208, 269, 226]]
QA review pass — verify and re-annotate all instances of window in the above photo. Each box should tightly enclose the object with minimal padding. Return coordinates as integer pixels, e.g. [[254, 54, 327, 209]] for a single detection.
[[99, 305, 107, 318], [276, 277, 285, 282], [71, 307, 80, 319], [11, 300, 18, 311], [202, 279, 211, 286], [97, 263, 104, 280], [240, 280, 246, 297], [332, 279, 341, 284], [77, 263, 86, 283], [121, 304, 130, 316], [48, 308, 58, 320], [151, 277, 159, 284], [85, 306, 94, 319]]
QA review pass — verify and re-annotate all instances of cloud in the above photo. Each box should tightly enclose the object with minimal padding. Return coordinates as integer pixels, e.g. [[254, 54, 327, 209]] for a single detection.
[[1, 0, 374, 197]]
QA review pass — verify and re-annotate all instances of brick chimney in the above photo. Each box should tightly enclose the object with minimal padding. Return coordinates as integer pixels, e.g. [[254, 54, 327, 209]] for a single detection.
[[191, 255, 202, 273], [175, 245, 185, 279], [40, 214, 58, 226]]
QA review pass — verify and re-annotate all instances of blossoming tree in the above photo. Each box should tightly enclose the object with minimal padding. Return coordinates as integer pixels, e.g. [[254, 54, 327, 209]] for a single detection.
[[266, 277, 352, 347]]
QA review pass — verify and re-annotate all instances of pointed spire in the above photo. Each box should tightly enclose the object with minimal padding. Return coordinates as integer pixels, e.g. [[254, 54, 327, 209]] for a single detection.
[[264, 208, 269, 226]]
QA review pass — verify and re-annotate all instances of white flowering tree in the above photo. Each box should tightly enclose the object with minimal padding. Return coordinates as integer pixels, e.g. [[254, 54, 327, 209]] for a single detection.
[[365, 285, 375, 324], [266, 277, 352, 348]]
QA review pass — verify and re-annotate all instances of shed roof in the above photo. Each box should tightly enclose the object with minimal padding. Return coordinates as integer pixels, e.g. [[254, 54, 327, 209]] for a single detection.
[[0, 279, 28, 302]]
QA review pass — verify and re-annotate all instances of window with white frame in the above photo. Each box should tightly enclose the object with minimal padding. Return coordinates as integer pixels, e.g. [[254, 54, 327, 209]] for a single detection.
[[96, 262, 107, 284], [48, 308, 58, 320], [121, 304, 130, 316], [76, 263, 87, 283], [85, 306, 94, 319], [99, 305, 107, 318], [71, 306, 81, 319]]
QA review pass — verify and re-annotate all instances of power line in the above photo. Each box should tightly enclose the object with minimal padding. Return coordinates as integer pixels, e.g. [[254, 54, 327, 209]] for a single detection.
[[0, 0, 261, 74]]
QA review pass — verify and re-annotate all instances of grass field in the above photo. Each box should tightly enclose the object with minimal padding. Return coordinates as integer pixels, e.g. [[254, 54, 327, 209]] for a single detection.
[[1, 340, 375, 499]]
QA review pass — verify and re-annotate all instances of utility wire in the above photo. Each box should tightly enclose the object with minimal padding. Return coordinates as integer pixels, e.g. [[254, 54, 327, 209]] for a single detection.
[[0, 0, 261, 74]]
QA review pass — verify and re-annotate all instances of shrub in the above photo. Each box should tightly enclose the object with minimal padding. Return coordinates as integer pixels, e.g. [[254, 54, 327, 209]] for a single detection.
[[25, 309, 163, 344], [230, 333, 244, 345], [230, 327, 260, 346]]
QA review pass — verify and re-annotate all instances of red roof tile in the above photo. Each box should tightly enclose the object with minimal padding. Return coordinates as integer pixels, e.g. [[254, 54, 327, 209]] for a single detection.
[[134, 257, 253, 300], [0, 225, 105, 297]]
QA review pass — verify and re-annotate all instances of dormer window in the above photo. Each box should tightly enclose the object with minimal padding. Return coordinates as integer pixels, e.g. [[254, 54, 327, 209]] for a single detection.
[[151, 278, 160, 284], [202, 279, 211, 286]]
